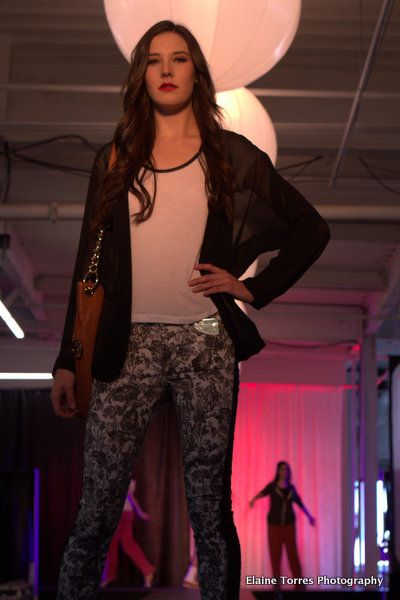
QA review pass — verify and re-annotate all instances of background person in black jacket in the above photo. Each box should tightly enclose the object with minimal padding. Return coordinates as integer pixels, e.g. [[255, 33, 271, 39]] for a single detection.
[[50, 20, 329, 600], [249, 461, 316, 587]]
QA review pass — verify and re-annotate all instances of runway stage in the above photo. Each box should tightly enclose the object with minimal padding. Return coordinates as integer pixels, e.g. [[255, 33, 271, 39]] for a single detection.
[[37, 586, 385, 599]]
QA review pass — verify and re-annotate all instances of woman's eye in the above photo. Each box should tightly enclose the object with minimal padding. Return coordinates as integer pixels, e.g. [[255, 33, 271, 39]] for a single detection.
[[147, 58, 159, 65], [174, 56, 188, 62]]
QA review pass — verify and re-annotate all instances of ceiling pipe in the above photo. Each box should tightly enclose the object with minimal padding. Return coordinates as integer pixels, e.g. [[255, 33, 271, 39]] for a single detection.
[[0, 203, 84, 221], [1, 82, 400, 101], [329, 0, 394, 188], [0, 83, 121, 94], [319, 205, 400, 221], [250, 89, 400, 100], [2, 203, 400, 222]]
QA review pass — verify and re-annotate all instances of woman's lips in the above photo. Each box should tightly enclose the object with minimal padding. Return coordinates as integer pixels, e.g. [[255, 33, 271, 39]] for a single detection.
[[159, 83, 178, 91]]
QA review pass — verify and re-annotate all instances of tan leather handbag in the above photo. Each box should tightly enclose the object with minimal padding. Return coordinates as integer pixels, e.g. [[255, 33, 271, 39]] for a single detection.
[[71, 144, 116, 416]]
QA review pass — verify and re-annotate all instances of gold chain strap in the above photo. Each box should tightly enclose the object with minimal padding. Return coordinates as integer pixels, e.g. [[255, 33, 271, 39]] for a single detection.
[[82, 226, 107, 296]]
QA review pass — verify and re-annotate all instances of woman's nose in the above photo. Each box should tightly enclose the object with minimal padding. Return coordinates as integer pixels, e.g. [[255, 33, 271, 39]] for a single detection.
[[161, 62, 172, 78]]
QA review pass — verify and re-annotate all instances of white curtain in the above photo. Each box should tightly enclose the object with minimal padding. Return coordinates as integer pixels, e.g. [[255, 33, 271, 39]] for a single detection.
[[232, 382, 346, 589]]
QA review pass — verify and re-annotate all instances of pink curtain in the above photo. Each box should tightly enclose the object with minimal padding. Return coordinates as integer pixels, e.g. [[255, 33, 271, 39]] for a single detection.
[[232, 382, 346, 589]]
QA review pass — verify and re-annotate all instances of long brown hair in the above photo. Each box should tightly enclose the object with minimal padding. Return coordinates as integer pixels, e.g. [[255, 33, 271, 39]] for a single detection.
[[94, 20, 234, 229], [274, 461, 292, 484]]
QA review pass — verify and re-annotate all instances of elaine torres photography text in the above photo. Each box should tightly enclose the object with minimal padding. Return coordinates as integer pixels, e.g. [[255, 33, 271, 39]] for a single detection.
[[245, 575, 384, 588]]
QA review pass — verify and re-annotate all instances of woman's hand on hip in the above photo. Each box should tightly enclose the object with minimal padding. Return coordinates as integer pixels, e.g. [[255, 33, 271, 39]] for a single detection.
[[189, 263, 254, 303], [50, 368, 79, 418]]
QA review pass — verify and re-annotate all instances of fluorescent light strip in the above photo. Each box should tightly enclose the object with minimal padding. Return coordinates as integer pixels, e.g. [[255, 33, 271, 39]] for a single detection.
[[0, 373, 53, 380], [0, 300, 25, 339]]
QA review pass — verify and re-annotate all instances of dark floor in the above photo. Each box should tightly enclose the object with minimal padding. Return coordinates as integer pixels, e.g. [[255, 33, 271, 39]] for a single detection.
[[0, 583, 390, 600], [38, 589, 198, 600], [35, 587, 388, 600]]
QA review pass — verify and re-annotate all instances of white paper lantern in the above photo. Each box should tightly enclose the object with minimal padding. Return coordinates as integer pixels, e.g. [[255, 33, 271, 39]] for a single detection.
[[217, 87, 277, 164], [104, 0, 301, 91]]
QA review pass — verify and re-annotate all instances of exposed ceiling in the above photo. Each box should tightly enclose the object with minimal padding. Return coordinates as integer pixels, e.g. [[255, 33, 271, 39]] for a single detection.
[[0, 0, 400, 378]]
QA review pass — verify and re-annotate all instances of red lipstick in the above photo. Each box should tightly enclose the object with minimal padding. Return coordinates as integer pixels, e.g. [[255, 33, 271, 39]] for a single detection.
[[159, 83, 178, 91]]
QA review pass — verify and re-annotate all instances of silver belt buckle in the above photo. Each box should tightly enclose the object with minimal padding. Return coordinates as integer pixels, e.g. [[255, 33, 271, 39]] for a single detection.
[[193, 316, 219, 336]]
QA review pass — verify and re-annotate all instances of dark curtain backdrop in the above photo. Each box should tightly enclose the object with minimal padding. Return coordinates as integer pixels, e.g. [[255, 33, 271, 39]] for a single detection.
[[0, 472, 35, 583], [0, 389, 189, 587]]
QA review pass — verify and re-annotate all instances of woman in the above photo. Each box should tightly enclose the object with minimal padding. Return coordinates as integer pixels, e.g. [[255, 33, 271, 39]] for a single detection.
[[249, 461, 315, 586], [51, 20, 329, 600], [101, 479, 154, 589]]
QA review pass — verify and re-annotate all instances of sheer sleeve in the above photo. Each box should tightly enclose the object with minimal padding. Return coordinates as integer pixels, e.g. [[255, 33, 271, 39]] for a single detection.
[[52, 143, 112, 374], [241, 149, 330, 309]]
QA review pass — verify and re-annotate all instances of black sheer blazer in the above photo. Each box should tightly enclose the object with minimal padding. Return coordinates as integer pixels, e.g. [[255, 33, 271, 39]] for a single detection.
[[53, 131, 330, 380]]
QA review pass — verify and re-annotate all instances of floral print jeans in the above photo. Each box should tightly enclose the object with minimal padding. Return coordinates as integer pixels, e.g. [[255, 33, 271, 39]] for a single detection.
[[57, 315, 241, 600]]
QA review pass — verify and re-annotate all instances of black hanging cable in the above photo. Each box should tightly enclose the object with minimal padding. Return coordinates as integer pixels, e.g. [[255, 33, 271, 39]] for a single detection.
[[277, 156, 324, 181], [359, 156, 400, 195], [0, 141, 12, 204], [277, 156, 323, 173], [0, 134, 98, 178], [356, 161, 400, 176], [11, 151, 91, 177], [287, 157, 324, 181], [0, 134, 99, 155]]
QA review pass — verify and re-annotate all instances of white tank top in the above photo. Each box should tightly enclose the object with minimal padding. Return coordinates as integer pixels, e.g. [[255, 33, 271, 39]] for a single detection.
[[129, 154, 215, 323]]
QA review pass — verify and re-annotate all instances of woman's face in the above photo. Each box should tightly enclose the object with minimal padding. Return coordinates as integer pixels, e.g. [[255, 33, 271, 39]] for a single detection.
[[145, 31, 196, 113], [278, 464, 289, 480]]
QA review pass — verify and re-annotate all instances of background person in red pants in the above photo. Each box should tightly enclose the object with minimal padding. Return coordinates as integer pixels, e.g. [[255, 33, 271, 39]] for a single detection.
[[249, 461, 315, 589], [101, 478, 155, 588]]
